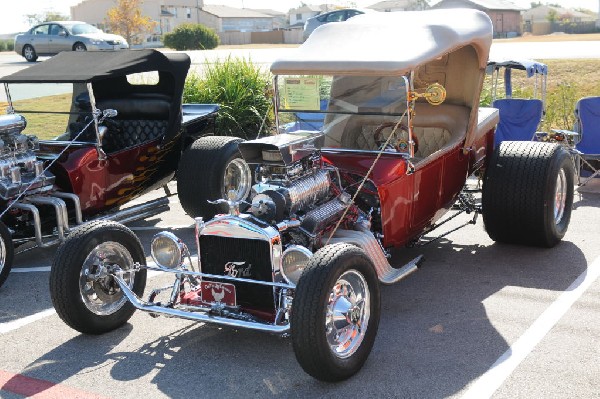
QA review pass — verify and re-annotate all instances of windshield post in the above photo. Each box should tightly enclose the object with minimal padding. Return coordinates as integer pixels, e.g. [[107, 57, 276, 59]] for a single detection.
[[273, 75, 280, 133], [4, 83, 13, 114], [86, 83, 106, 161], [406, 73, 415, 159]]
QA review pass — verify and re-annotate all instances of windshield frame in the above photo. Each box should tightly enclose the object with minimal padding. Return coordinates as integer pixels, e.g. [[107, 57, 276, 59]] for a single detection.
[[273, 73, 416, 157]]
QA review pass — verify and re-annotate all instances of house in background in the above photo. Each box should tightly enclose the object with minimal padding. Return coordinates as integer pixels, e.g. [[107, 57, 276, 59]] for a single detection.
[[198, 5, 273, 32], [432, 0, 525, 37], [249, 9, 288, 29], [367, 0, 428, 12], [72, 0, 203, 44], [288, 5, 323, 28], [522, 5, 598, 34]]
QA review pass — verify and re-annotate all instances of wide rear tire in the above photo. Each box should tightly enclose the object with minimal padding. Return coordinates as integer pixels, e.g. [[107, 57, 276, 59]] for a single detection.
[[49, 221, 147, 334], [482, 141, 574, 247], [291, 243, 381, 382], [177, 136, 252, 219]]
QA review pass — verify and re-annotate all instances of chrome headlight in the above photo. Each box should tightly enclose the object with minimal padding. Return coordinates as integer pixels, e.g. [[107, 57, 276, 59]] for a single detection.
[[88, 39, 104, 45], [281, 245, 312, 285], [151, 231, 187, 269]]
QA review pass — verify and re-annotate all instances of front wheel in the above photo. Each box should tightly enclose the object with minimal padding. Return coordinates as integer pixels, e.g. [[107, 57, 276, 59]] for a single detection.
[[291, 243, 381, 381], [0, 221, 15, 288], [49, 221, 147, 334], [22, 45, 38, 62], [73, 42, 87, 51]]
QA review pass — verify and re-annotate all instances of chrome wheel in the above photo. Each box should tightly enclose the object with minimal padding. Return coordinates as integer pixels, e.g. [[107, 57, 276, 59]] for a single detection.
[[554, 168, 567, 225], [79, 241, 134, 315], [74, 43, 87, 51], [222, 158, 251, 201], [326, 269, 370, 359]]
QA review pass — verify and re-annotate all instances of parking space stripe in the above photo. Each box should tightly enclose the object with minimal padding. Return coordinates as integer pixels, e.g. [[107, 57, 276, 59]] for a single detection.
[[0, 309, 56, 334], [461, 255, 600, 399], [0, 369, 108, 399]]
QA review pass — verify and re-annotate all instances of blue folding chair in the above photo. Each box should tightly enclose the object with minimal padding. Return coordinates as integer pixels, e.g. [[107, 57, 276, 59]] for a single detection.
[[574, 96, 600, 186], [487, 59, 548, 147], [492, 98, 544, 146]]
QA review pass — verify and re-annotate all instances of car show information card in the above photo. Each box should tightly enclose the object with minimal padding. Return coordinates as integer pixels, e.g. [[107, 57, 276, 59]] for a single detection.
[[283, 77, 320, 110]]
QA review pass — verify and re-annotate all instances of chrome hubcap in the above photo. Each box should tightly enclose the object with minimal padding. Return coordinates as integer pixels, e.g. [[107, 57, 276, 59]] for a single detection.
[[223, 158, 251, 202], [79, 242, 134, 315], [325, 270, 370, 359], [24, 47, 33, 58], [554, 168, 567, 225]]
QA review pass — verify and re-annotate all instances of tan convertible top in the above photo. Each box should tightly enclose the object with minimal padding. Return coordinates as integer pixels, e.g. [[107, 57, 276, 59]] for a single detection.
[[270, 9, 493, 76]]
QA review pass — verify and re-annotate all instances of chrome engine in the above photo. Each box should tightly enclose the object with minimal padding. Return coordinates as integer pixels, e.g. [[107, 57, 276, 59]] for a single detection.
[[0, 114, 55, 200], [238, 133, 355, 244]]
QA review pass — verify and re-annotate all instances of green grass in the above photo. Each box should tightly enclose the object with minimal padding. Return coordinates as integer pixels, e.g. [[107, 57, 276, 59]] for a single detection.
[[0, 94, 72, 140]]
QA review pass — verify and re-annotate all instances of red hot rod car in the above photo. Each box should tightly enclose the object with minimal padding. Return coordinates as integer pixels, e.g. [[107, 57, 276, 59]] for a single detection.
[[0, 50, 250, 287], [49, 10, 574, 381]]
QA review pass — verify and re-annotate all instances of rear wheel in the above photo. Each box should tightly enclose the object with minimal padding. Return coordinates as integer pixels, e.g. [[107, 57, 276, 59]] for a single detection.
[[73, 42, 87, 51], [22, 45, 38, 62], [177, 136, 252, 219], [0, 221, 14, 289], [49, 221, 146, 334], [482, 141, 574, 247], [291, 243, 381, 381]]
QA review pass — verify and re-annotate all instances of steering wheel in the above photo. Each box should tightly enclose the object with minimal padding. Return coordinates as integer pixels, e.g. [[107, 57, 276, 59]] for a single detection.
[[373, 122, 419, 154]]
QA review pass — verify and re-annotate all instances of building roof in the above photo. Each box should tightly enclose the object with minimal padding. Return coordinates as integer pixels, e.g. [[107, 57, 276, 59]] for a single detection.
[[434, 0, 525, 11], [367, 0, 418, 10], [201, 5, 273, 18], [249, 9, 286, 17], [290, 5, 323, 13]]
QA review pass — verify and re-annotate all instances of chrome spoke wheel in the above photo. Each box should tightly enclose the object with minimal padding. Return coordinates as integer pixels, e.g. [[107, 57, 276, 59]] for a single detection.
[[325, 270, 370, 359], [79, 241, 134, 315], [554, 168, 567, 225], [222, 158, 251, 201]]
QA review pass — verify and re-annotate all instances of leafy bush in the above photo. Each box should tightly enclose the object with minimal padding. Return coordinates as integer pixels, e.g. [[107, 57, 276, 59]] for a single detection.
[[184, 57, 272, 139], [163, 24, 219, 50], [0, 41, 6, 52], [6, 40, 14, 51]]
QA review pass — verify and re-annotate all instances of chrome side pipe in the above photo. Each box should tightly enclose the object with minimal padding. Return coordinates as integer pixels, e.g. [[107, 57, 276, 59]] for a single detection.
[[96, 197, 170, 225]]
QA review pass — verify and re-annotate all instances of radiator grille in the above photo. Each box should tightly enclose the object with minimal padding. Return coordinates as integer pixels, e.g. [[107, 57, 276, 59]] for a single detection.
[[199, 235, 275, 310]]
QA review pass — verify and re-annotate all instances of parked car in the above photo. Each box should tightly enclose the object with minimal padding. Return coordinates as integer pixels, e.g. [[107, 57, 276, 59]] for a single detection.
[[0, 49, 250, 288], [14, 21, 129, 62], [303, 8, 365, 40], [49, 10, 574, 382]]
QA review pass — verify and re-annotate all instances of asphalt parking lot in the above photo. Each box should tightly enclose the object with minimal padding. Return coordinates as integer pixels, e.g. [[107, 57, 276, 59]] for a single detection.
[[0, 179, 599, 398]]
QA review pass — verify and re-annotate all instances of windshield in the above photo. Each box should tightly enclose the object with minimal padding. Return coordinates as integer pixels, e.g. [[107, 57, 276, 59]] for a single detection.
[[69, 23, 101, 35], [2, 83, 94, 141], [276, 75, 410, 152]]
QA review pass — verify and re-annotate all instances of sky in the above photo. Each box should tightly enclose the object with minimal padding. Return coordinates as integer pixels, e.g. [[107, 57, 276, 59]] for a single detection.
[[0, 0, 598, 34]]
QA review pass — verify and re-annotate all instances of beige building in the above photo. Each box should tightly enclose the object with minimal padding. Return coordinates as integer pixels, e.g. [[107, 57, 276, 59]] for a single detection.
[[71, 0, 205, 43]]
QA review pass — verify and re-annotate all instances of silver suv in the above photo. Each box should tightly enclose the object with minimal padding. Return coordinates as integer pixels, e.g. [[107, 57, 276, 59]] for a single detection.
[[15, 21, 129, 62]]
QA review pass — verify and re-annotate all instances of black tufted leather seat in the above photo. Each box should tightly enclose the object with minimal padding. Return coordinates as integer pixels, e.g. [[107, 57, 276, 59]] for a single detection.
[[96, 97, 171, 153]]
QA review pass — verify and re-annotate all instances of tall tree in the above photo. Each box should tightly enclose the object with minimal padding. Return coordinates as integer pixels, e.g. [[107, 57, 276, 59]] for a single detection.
[[106, 0, 157, 45]]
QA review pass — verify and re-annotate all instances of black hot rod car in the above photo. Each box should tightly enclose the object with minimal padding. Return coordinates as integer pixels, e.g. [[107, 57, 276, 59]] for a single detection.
[[0, 49, 250, 287]]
